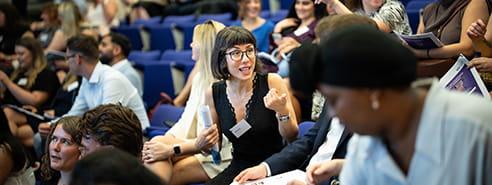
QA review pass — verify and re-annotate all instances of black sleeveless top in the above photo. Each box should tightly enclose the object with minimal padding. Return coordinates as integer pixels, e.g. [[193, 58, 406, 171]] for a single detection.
[[212, 73, 285, 165]]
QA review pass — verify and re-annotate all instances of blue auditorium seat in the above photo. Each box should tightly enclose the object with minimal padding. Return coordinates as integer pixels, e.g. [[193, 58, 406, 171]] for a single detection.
[[111, 25, 143, 50], [142, 61, 176, 108], [146, 104, 185, 139], [127, 50, 161, 68], [145, 25, 176, 51], [270, 9, 289, 24], [298, 121, 315, 138], [406, 0, 437, 34]]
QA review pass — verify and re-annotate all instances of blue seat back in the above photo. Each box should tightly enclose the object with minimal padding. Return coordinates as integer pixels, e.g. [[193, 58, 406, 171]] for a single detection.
[[406, 0, 437, 34], [128, 50, 161, 69], [132, 16, 162, 27], [270, 9, 289, 24], [280, 0, 294, 10], [298, 121, 315, 138], [111, 26, 143, 50], [145, 25, 176, 51], [150, 104, 185, 127], [143, 62, 175, 108]]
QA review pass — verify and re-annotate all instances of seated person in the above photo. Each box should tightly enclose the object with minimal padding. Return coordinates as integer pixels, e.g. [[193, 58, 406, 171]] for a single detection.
[[203, 26, 298, 185], [231, 0, 274, 52], [45, 2, 95, 53], [466, 14, 492, 92], [99, 32, 143, 97], [39, 116, 82, 185], [62, 34, 149, 129], [30, 3, 60, 49], [77, 104, 143, 158], [143, 20, 230, 185], [316, 25, 492, 185], [412, 0, 490, 59], [0, 3, 34, 71], [318, 0, 411, 34], [0, 109, 35, 185], [85, 0, 121, 36], [270, 0, 327, 77], [233, 14, 376, 185], [1, 37, 59, 146], [71, 148, 166, 185]]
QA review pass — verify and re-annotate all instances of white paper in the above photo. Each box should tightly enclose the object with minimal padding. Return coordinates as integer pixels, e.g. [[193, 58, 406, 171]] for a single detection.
[[439, 55, 490, 99], [231, 169, 307, 185], [198, 105, 220, 152]]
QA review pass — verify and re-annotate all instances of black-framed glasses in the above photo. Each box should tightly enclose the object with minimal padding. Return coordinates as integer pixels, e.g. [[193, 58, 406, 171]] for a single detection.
[[225, 48, 257, 61], [65, 53, 78, 61]]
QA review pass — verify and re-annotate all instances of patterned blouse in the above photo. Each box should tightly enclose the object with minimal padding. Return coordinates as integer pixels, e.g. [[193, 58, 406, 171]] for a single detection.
[[355, 0, 412, 35]]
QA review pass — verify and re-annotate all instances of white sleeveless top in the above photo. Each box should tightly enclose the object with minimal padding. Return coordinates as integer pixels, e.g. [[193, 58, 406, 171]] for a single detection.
[[4, 166, 35, 185], [86, 1, 120, 35]]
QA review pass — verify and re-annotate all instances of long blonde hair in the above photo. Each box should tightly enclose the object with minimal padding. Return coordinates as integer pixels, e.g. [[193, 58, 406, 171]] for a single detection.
[[10, 37, 48, 91], [58, 2, 83, 39], [62, 72, 78, 91], [193, 20, 226, 86]]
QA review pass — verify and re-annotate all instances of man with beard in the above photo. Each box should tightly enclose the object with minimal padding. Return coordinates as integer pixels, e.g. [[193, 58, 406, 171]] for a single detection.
[[99, 32, 143, 97]]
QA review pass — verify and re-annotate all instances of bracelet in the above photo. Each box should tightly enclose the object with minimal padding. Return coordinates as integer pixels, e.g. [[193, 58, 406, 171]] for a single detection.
[[275, 113, 290, 122], [426, 49, 431, 59]]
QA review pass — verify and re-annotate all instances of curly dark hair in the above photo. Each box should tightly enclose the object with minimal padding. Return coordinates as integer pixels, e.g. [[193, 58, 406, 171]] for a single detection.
[[79, 104, 143, 157]]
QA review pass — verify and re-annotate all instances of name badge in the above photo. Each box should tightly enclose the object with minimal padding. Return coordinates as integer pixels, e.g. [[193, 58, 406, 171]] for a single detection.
[[67, 81, 79, 92], [294, 26, 309, 36], [17, 78, 27, 86], [39, 34, 48, 42], [229, 119, 252, 138]]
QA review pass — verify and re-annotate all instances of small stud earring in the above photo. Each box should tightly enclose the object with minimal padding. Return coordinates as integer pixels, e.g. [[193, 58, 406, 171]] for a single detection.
[[371, 100, 380, 110]]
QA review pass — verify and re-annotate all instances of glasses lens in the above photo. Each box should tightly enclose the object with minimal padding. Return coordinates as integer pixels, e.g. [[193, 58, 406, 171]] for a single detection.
[[232, 51, 242, 61], [246, 49, 255, 58]]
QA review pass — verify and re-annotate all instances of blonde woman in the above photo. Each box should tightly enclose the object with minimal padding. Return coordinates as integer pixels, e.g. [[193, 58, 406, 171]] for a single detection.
[[85, 0, 121, 36], [143, 20, 232, 185], [1, 37, 60, 146], [45, 2, 91, 53]]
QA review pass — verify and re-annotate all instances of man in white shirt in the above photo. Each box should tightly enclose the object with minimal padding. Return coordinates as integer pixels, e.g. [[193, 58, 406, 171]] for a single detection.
[[99, 32, 143, 97], [233, 105, 351, 185], [63, 34, 149, 129]]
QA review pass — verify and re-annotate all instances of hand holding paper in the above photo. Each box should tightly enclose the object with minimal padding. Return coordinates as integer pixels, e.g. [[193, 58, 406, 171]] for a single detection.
[[199, 105, 222, 165], [233, 164, 268, 184], [195, 124, 219, 151]]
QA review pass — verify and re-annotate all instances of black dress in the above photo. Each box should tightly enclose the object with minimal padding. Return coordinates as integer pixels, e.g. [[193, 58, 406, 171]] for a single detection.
[[1, 68, 60, 130], [2, 68, 60, 108], [206, 73, 285, 185]]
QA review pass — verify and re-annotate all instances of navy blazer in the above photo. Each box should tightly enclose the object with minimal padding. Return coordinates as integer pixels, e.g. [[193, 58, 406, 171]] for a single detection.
[[264, 108, 352, 184]]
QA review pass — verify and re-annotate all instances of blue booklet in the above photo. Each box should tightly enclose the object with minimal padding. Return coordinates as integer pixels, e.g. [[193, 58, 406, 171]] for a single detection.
[[396, 32, 444, 49], [439, 55, 490, 99]]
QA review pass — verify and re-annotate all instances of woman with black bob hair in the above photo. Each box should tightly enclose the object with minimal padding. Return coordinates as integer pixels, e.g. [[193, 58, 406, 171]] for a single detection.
[[204, 26, 298, 185]]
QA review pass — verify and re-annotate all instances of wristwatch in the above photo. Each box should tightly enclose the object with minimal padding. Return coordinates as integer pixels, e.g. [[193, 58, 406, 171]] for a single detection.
[[173, 144, 181, 155], [276, 113, 290, 122]]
